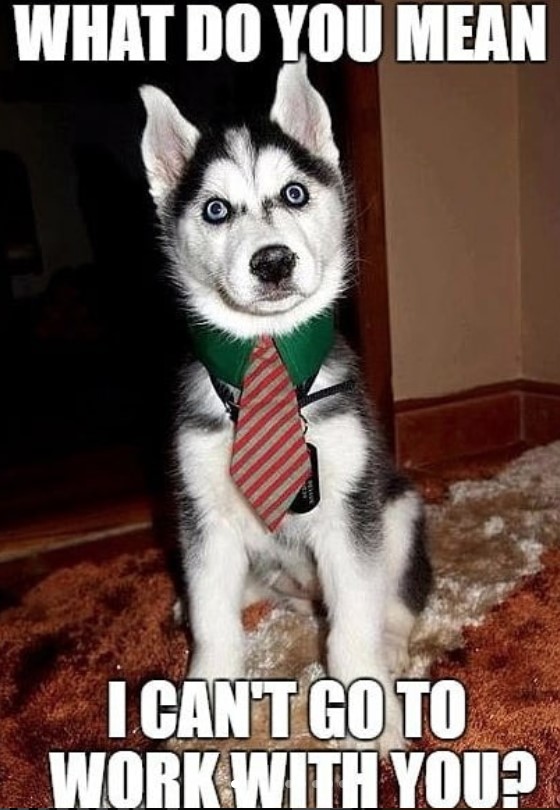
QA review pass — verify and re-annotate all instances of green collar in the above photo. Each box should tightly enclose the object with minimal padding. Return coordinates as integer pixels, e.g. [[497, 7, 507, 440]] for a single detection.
[[188, 310, 335, 388]]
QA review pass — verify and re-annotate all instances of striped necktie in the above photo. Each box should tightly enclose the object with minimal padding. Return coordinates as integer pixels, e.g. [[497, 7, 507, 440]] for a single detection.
[[230, 336, 312, 532]]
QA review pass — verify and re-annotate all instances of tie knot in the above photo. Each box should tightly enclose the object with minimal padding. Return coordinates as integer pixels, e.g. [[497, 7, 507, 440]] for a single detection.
[[253, 335, 276, 360], [257, 335, 274, 350]]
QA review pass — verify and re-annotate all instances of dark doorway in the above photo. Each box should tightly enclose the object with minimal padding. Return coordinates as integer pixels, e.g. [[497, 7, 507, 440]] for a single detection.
[[0, 5, 393, 555]]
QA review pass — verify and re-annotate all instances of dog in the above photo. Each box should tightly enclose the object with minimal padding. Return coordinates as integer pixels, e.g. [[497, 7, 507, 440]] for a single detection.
[[140, 58, 432, 752]]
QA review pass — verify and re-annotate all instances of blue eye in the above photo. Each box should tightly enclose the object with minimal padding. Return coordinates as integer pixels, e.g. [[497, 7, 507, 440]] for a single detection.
[[203, 198, 231, 224], [281, 182, 309, 208]]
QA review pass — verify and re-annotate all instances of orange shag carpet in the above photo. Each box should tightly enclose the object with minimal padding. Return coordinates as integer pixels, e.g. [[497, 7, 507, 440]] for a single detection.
[[1, 444, 560, 808]]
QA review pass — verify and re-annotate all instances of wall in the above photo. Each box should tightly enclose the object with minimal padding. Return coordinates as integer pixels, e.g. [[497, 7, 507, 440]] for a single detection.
[[518, 0, 560, 385], [379, 0, 522, 401]]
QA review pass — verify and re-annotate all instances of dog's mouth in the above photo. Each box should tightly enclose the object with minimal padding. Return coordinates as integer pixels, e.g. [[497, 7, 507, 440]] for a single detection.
[[217, 279, 305, 315], [256, 280, 299, 302], [251, 280, 305, 313]]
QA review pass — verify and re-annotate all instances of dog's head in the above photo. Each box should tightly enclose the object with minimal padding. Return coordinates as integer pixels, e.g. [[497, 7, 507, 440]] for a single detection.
[[140, 59, 348, 338]]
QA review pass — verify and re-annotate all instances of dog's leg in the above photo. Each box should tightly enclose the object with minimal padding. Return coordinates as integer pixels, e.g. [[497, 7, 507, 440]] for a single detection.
[[184, 518, 249, 682], [243, 570, 275, 609], [383, 489, 431, 676], [384, 599, 416, 677], [314, 520, 404, 754]]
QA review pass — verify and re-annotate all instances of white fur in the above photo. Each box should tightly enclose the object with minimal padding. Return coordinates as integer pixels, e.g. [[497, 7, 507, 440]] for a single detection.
[[141, 58, 425, 754], [173, 127, 348, 337], [175, 364, 414, 750], [140, 62, 348, 339]]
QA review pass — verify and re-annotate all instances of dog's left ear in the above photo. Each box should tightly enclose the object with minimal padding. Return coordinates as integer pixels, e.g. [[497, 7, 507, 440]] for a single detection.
[[270, 56, 339, 167]]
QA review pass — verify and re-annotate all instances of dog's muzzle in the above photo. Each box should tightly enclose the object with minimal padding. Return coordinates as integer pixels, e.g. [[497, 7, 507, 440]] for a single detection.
[[249, 244, 297, 285]]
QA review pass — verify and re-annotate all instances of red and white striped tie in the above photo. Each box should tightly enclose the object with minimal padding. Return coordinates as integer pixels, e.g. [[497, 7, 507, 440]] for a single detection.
[[230, 336, 312, 532]]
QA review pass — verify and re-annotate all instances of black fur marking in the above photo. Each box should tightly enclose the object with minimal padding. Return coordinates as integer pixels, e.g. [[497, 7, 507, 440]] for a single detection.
[[171, 119, 340, 219], [342, 388, 388, 554], [171, 132, 231, 217], [345, 446, 384, 555], [180, 410, 225, 432], [249, 120, 339, 188], [384, 471, 413, 502], [399, 512, 433, 614], [173, 359, 227, 434], [262, 198, 274, 222], [308, 387, 355, 421]]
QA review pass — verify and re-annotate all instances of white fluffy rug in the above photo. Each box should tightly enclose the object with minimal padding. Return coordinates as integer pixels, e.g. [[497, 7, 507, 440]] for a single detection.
[[164, 442, 560, 806]]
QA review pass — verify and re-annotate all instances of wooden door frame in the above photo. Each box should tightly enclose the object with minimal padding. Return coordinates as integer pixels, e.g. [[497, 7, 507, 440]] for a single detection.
[[342, 61, 394, 451]]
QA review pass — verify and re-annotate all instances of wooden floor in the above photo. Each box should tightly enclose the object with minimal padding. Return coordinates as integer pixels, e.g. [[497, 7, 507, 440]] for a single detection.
[[0, 445, 153, 563], [0, 442, 524, 565]]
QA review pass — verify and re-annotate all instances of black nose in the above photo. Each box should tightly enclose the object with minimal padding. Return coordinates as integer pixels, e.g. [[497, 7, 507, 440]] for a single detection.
[[249, 244, 296, 284]]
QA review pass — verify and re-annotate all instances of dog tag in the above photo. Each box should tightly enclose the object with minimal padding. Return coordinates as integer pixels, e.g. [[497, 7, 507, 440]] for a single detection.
[[290, 443, 320, 514]]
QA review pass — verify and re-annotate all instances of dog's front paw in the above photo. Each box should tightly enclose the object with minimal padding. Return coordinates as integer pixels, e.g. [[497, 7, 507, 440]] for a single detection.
[[341, 690, 405, 756], [385, 634, 411, 678], [187, 648, 244, 683], [378, 689, 406, 756]]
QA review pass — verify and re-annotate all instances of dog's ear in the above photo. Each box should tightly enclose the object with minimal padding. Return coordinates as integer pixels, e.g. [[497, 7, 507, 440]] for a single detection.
[[270, 56, 339, 167], [139, 85, 200, 208]]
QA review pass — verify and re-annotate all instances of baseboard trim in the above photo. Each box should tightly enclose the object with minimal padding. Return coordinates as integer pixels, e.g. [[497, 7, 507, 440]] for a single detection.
[[520, 381, 560, 448], [396, 380, 560, 468]]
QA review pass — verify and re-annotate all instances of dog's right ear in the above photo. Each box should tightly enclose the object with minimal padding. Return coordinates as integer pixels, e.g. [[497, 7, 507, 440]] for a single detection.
[[139, 86, 200, 208]]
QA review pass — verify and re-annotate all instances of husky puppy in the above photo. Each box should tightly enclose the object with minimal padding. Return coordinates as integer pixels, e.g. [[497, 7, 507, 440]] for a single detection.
[[140, 59, 431, 751]]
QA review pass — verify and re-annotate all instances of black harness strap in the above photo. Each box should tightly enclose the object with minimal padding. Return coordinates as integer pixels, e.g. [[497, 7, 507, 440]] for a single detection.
[[210, 375, 355, 423], [297, 379, 356, 409]]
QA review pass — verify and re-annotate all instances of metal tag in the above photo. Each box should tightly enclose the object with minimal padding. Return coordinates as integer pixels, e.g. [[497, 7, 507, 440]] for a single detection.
[[289, 443, 320, 514]]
